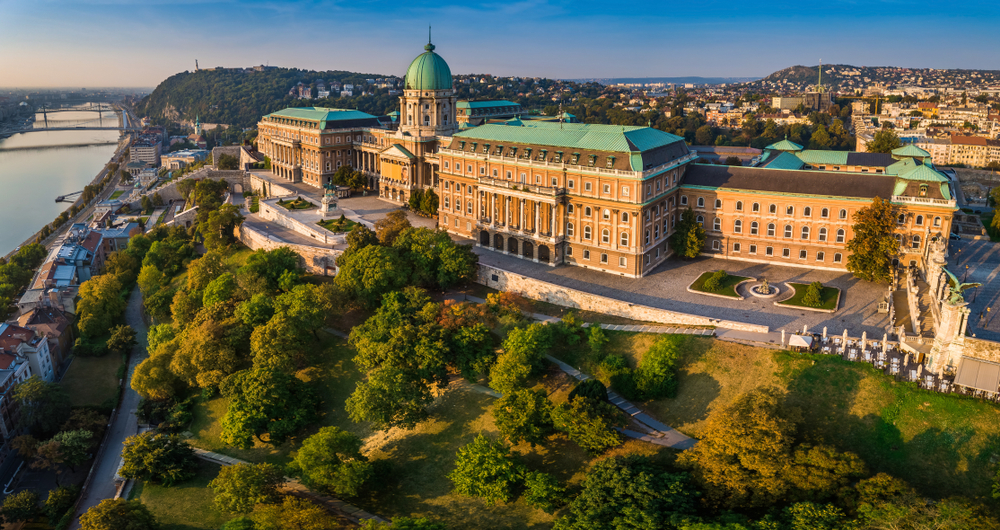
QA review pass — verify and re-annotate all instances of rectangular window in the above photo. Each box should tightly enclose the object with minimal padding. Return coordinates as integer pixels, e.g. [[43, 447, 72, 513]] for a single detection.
[[552, 177, 558, 186], [733, 243, 741, 252], [600, 253, 608, 264], [583, 249, 591, 260], [568, 180, 575, 189], [619, 256, 626, 267], [799, 250, 807, 259], [584, 182, 593, 192], [782, 248, 790, 258], [766, 246, 773, 256], [749, 244, 757, 254], [622, 186, 630, 196]]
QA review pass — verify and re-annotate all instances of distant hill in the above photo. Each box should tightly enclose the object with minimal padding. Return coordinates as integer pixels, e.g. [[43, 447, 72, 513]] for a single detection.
[[746, 64, 1000, 92], [136, 68, 399, 130], [570, 76, 758, 86]]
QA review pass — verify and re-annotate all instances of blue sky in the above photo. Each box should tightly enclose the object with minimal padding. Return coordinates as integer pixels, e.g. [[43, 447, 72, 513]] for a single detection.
[[2, 0, 1000, 87]]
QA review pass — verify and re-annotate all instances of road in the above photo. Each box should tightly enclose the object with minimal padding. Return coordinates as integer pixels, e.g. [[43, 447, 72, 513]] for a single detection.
[[69, 288, 149, 527]]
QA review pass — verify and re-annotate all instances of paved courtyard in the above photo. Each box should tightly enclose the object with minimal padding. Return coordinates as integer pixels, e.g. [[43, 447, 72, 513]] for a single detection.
[[950, 238, 1000, 341], [475, 248, 892, 336], [338, 195, 437, 229]]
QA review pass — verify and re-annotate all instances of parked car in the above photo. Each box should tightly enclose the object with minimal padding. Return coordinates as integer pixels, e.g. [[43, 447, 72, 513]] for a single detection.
[[950, 233, 962, 240]]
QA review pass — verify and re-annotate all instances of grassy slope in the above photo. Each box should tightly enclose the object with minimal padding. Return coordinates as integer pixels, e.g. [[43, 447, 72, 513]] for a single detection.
[[133, 462, 231, 530], [61, 354, 122, 407]]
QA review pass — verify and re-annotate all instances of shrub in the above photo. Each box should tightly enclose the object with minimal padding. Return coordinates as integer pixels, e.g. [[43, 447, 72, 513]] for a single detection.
[[588, 326, 609, 358], [568, 379, 608, 403], [634, 336, 683, 399], [551, 397, 626, 454], [448, 434, 524, 505], [802, 281, 824, 307], [523, 471, 567, 513], [702, 270, 728, 292]]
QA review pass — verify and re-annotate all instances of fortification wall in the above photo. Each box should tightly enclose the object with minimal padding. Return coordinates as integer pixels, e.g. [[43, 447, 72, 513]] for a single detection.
[[476, 264, 769, 333], [237, 224, 340, 276]]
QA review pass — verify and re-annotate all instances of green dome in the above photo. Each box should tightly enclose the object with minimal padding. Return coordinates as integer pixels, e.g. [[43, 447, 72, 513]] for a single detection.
[[404, 42, 452, 91]]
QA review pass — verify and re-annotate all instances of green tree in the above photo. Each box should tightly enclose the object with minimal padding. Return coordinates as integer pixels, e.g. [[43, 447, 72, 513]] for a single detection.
[[250, 496, 338, 530], [137, 263, 165, 298], [51, 429, 94, 471], [209, 463, 285, 514], [695, 125, 715, 145], [359, 517, 448, 530], [106, 324, 137, 357], [344, 224, 379, 256], [635, 335, 683, 399], [670, 208, 706, 259], [846, 197, 899, 283], [801, 281, 824, 307], [408, 188, 425, 211], [346, 366, 433, 430], [785, 502, 847, 530], [2, 489, 39, 523], [677, 387, 797, 508], [186, 251, 227, 292], [218, 153, 240, 170], [220, 367, 317, 448], [235, 293, 275, 328], [289, 427, 372, 497], [203, 272, 237, 307], [80, 499, 161, 530], [553, 455, 697, 530], [551, 397, 626, 454], [76, 274, 127, 339], [784, 444, 867, 502], [335, 245, 407, 308], [448, 434, 524, 505], [120, 432, 198, 486], [44, 485, 80, 522], [867, 129, 902, 153], [374, 209, 411, 245], [14, 376, 72, 438], [141, 195, 153, 214], [202, 203, 244, 250], [493, 389, 553, 447], [523, 471, 567, 514]]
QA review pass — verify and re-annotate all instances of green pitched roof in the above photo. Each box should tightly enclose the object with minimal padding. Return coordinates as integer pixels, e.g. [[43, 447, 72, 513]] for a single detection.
[[762, 151, 806, 170], [796, 150, 849, 166], [892, 144, 931, 158], [884, 157, 920, 176], [453, 121, 685, 155], [457, 100, 519, 109], [764, 138, 803, 152], [265, 107, 376, 129], [898, 164, 948, 183], [405, 42, 452, 91]]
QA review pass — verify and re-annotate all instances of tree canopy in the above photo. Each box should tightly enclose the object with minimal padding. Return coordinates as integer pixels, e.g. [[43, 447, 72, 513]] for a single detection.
[[846, 197, 899, 283]]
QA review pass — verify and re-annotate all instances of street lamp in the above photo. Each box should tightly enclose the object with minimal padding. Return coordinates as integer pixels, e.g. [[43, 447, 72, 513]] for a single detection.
[[964, 264, 969, 283]]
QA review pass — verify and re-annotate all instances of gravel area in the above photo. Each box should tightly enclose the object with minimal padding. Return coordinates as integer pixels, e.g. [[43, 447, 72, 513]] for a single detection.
[[474, 248, 892, 336]]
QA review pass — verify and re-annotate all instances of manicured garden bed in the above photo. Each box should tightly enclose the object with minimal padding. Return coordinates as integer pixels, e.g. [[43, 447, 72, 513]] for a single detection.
[[777, 282, 840, 311], [276, 197, 315, 210], [109, 189, 125, 200], [687, 270, 750, 298], [317, 217, 357, 233]]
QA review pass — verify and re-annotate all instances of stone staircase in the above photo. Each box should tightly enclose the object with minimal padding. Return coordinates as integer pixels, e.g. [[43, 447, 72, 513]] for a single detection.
[[914, 278, 936, 336]]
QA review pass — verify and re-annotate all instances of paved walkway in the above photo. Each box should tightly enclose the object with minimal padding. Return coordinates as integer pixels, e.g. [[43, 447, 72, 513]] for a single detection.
[[191, 448, 385, 524], [951, 238, 1000, 341], [70, 289, 149, 528]]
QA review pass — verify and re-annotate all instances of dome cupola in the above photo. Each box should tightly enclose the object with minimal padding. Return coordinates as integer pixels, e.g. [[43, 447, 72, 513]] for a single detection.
[[404, 34, 452, 91]]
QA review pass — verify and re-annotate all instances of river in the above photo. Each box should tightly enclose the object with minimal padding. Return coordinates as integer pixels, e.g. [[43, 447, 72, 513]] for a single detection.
[[0, 108, 122, 255]]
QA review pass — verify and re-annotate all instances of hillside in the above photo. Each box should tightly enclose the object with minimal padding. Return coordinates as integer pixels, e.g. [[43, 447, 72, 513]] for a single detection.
[[747, 64, 1000, 93], [136, 68, 400, 129]]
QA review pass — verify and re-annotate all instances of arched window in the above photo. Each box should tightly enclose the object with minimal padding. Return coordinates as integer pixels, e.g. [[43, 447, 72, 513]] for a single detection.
[[585, 207, 592, 217], [680, 195, 688, 205], [839, 209, 848, 220], [767, 223, 775, 237], [603, 209, 610, 220], [567, 223, 575, 237], [894, 233, 902, 245], [620, 232, 629, 246], [783, 224, 792, 238], [933, 216, 941, 227], [583, 226, 592, 240], [752, 202, 760, 212], [697, 197, 705, 208], [786, 206, 794, 216], [736, 201, 743, 211], [751, 221, 759, 235], [836, 228, 846, 243], [769, 204, 777, 214], [818, 227, 828, 241], [715, 199, 722, 209], [697, 215, 704, 225], [912, 235, 921, 249], [898, 214, 906, 224], [801, 226, 810, 239], [621, 212, 629, 223], [601, 229, 610, 243], [804, 207, 812, 217], [821, 208, 829, 218], [713, 218, 721, 231], [467, 201, 473, 214], [915, 215, 924, 226], [734, 220, 743, 233], [567, 204, 574, 214]]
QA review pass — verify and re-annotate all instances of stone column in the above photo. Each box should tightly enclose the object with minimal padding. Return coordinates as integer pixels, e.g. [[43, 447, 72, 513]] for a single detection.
[[519, 198, 525, 231], [535, 201, 541, 234]]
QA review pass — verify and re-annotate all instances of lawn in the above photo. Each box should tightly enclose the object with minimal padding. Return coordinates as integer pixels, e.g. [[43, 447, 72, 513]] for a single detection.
[[110, 189, 125, 200], [133, 462, 232, 530], [688, 271, 750, 298], [777, 282, 840, 311], [61, 354, 123, 407], [317, 217, 358, 233], [640, 337, 1000, 499], [277, 198, 315, 210]]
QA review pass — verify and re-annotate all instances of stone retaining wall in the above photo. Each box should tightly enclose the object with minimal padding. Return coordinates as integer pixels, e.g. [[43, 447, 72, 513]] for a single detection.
[[962, 337, 1000, 363], [258, 199, 346, 246], [477, 264, 769, 333], [237, 224, 340, 276]]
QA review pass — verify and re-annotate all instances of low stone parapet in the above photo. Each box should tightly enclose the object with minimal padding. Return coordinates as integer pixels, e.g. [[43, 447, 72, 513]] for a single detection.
[[237, 224, 340, 276]]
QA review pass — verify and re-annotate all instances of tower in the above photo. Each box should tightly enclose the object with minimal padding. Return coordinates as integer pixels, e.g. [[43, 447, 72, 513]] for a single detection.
[[195, 115, 202, 136], [399, 30, 456, 137]]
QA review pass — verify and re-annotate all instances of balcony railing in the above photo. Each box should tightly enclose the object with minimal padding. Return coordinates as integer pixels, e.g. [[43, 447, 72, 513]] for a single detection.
[[476, 176, 564, 197], [439, 149, 697, 180], [891, 195, 956, 207]]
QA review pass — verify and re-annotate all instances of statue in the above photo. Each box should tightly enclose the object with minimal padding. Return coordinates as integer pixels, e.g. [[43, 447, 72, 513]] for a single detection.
[[321, 181, 337, 217], [942, 267, 980, 305], [760, 278, 770, 295]]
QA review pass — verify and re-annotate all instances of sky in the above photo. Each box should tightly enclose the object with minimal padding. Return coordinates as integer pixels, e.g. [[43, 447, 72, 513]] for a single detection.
[[2, 0, 1000, 88]]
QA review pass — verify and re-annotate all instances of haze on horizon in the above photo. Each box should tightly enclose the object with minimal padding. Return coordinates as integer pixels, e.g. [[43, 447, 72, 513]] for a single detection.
[[2, 0, 999, 88]]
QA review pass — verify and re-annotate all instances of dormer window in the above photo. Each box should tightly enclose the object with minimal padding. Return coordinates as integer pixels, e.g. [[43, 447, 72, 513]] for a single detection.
[[606, 155, 616, 168], [538, 149, 547, 161], [555, 151, 564, 163], [589, 154, 597, 166], [509, 147, 517, 157], [919, 184, 928, 197], [459, 141, 466, 150], [524, 148, 532, 159], [495, 145, 504, 155], [572, 152, 581, 164], [482, 143, 490, 153], [471, 142, 478, 152]]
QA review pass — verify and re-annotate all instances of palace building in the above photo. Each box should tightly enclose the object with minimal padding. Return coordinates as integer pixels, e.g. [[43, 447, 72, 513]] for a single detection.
[[253, 38, 958, 278]]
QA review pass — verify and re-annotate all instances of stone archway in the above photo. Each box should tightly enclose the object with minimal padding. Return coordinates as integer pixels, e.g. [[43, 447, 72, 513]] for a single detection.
[[538, 245, 550, 263], [521, 241, 533, 259], [232, 182, 244, 194], [480, 231, 490, 246], [493, 234, 504, 250], [507, 238, 518, 254]]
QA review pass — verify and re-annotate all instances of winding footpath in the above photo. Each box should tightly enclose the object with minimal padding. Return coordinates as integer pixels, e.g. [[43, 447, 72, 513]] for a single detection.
[[70, 289, 149, 528]]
